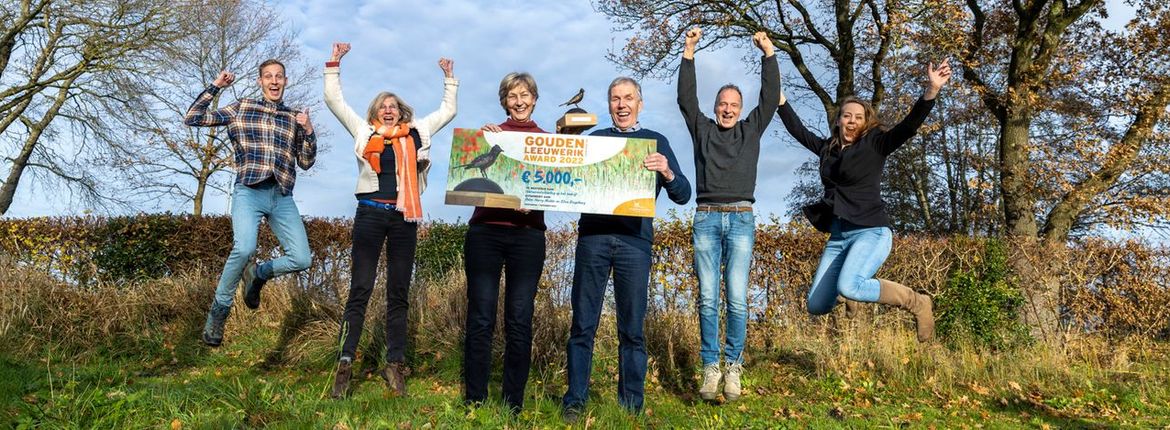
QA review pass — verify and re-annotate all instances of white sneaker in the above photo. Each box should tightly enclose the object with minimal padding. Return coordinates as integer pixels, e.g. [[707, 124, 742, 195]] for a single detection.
[[723, 362, 743, 401], [699, 363, 722, 401]]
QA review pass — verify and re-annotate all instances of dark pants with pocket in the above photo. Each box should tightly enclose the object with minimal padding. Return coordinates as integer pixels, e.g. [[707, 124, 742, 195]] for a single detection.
[[461, 223, 546, 409], [339, 204, 418, 363]]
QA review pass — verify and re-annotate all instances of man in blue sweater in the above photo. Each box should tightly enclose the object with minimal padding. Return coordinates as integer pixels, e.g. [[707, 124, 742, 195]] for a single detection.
[[562, 77, 692, 420]]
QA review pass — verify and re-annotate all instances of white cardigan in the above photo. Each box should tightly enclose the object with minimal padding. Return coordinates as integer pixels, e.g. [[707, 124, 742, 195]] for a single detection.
[[323, 65, 458, 195]]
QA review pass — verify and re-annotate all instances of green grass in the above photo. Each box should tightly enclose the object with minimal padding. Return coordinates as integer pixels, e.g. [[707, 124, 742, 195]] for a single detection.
[[4, 334, 1169, 429]]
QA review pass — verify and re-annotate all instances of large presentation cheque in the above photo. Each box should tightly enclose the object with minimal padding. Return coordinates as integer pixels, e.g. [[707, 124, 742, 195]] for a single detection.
[[444, 128, 657, 217]]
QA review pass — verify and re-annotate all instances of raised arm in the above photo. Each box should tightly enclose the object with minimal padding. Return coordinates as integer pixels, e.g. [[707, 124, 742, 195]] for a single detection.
[[745, 32, 780, 129], [415, 58, 459, 140], [414, 58, 459, 194], [776, 94, 827, 155], [876, 59, 951, 155], [677, 27, 704, 136], [183, 71, 238, 127], [322, 42, 369, 137]]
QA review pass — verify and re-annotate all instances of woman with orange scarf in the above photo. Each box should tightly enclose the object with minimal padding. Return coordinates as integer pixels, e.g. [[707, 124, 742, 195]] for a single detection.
[[322, 42, 457, 398]]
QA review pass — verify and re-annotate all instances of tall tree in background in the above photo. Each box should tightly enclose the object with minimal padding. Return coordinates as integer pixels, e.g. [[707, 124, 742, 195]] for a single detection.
[[954, 0, 1170, 241], [597, 0, 1170, 242], [0, 0, 181, 215], [111, 0, 316, 215], [597, 0, 909, 127]]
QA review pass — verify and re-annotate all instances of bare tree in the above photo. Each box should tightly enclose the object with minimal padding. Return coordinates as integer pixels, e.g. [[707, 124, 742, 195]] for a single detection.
[[0, 0, 182, 214]]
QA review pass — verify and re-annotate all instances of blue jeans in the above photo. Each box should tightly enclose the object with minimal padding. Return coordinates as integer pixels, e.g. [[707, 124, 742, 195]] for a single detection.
[[807, 218, 892, 315], [693, 210, 754, 366], [213, 180, 311, 307], [564, 234, 651, 412]]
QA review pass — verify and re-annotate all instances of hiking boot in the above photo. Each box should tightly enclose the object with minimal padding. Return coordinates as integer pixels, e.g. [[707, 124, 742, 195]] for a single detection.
[[877, 279, 935, 342], [242, 261, 267, 310], [724, 362, 743, 401], [699, 363, 722, 401], [330, 358, 353, 399], [380, 362, 408, 396], [201, 301, 231, 347]]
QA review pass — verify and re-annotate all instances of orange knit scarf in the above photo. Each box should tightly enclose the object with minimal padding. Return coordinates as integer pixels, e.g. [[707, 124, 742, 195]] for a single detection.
[[364, 123, 422, 222]]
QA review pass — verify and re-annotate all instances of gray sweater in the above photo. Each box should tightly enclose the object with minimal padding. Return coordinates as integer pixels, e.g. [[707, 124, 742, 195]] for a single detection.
[[677, 55, 780, 204]]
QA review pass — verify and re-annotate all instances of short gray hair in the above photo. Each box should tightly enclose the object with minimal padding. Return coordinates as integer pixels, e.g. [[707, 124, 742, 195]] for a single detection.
[[607, 76, 643, 100], [716, 84, 742, 100]]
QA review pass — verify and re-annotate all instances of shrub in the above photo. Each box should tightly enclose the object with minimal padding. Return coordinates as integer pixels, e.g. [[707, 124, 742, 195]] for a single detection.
[[936, 238, 1032, 350], [414, 221, 469, 283], [91, 214, 183, 284]]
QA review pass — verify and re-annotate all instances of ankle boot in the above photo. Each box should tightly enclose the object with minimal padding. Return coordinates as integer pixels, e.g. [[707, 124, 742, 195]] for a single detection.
[[331, 358, 353, 399], [381, 362, 408, 396], [836, 296, 862, 319], [876, 279, 934, 342], [202, 301, 232, 347]]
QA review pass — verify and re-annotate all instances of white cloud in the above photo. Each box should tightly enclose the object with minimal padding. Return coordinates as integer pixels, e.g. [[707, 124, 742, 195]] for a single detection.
[[7, 0, 816, 224]]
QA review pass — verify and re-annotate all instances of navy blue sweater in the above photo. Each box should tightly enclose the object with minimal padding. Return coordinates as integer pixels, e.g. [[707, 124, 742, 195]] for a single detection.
[[577, 127, 692, 250]]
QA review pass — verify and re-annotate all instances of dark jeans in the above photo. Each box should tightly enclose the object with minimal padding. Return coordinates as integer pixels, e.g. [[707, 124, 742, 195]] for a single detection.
[[462, 223, 546, 409], [339, 205, 418, 363], [563, 234, 651, 412]]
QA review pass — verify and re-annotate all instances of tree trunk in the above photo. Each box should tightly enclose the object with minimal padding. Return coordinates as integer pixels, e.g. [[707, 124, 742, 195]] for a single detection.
[[999, 112, 1038, 237], [0, 76, 74, 215], [193, 176, 207, 216], [0, 135, 39, 215]]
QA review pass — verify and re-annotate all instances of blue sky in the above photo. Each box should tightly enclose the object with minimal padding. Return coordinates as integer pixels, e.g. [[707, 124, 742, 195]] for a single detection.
[[7, 0, 805, 223], [4, 0, 1138, 227], [276, 0, 808, 226]]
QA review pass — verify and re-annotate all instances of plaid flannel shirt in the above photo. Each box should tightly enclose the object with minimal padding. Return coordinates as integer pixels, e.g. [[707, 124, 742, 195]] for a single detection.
[[184, 85, 317, 195]]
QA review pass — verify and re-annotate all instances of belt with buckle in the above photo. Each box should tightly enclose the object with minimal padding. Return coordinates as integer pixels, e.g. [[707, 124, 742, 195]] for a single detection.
[[696, 205, 752, 212], [358, 199, 397, 210]]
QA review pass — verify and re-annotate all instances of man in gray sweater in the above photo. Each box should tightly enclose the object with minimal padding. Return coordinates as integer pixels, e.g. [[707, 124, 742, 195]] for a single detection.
[[677, 27, 779, 402]]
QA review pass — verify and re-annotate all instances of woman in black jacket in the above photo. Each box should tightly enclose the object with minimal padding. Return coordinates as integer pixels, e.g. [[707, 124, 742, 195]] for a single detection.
[[776, 60, 952, 342]]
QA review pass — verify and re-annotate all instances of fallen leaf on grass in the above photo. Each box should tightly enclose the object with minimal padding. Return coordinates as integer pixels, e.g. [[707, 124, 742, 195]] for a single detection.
[[969, 382, 990, 396], [171, 419, 182, 430], [893, 412, 922, 423]]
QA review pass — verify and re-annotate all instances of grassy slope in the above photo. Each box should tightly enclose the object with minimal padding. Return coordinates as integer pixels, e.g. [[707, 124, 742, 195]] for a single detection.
[[3, 325, 1168, 429]]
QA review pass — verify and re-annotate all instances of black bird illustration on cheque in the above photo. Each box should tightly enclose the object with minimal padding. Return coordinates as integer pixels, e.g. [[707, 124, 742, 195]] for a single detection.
[[459, 144, 503, 177], [448, 140, 518, 207]]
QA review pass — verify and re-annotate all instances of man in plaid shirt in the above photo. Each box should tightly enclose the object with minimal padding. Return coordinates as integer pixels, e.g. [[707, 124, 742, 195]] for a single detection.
[[184, 59, 317, 347]]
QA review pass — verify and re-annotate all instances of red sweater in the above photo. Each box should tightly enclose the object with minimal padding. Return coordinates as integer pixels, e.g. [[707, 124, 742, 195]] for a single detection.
[[467, 118, 547, 230]]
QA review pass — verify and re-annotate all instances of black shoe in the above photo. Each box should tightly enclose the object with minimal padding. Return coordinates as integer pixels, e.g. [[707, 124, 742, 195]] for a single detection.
[[562, 404, 584, 424], [201, 301, 232, 347], [330, 358, 353, 399], [462, 398, 484, 409], [242, 261, 267, 310]]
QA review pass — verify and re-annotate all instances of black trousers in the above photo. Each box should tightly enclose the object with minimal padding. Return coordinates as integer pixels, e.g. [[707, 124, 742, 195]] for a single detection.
[[462, 223, 546, 409], [339, 204, 418, 363]]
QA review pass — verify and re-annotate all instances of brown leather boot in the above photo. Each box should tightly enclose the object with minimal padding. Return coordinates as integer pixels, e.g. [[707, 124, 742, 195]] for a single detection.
[[381, 362, 408, 396], [837, 296, 862, 319], [877, 279, 934, 342]]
